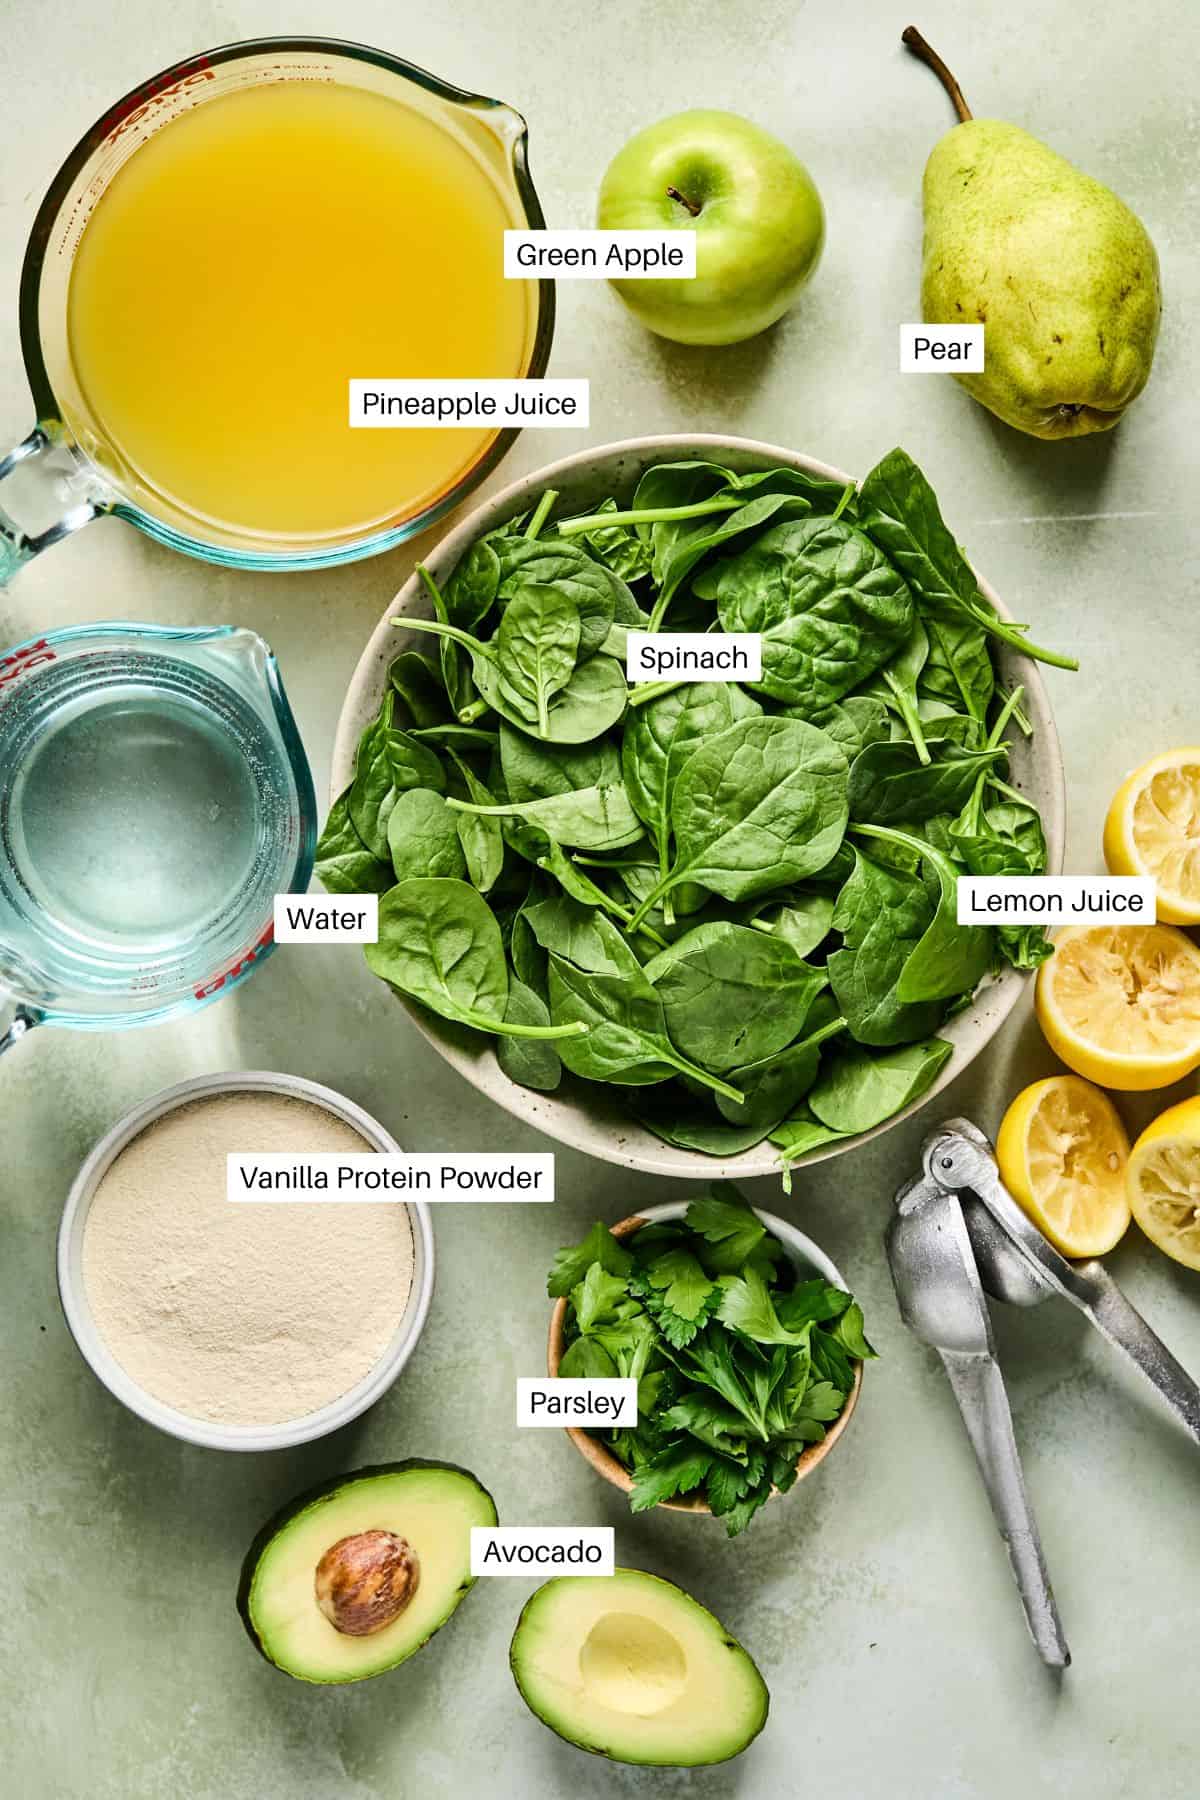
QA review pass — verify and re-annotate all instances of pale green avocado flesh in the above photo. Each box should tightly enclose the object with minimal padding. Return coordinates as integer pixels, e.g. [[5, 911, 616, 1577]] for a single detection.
[[240, 1462, 497, 1684], [510, 1568, 769, 1766]]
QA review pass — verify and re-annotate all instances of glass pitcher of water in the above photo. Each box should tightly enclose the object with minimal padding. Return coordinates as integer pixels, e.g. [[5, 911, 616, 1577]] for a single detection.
[[0, 622, 316, 1053]]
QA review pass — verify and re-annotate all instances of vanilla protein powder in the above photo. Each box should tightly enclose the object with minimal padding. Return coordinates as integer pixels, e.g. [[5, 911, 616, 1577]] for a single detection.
[[81, 1090, 415, 1426]]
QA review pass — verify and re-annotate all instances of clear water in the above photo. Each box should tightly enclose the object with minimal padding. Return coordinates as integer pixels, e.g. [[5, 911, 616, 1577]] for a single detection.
[[10, 685, 259, 949], [0, 647, 295, 1011]]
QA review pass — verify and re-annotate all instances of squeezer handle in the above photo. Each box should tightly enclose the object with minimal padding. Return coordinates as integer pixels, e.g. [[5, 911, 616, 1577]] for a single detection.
[[939, 1351, 1071, 1668]]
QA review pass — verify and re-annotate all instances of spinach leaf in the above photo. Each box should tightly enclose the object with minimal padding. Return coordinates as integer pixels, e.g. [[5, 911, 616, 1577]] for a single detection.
[[387, 787, 468, 883], [495, 536, 627, 649], [449, 779, 642, 852], [715, 516, 915, 709], [389, 650, 450, 729], [496, 978, 563, 1091], [713, 1014, 844, 1129], [535, 841, 666, 948], [920, 611, 994, 722], [847, 739, 1007, 824], [546, 914, 745, 1103], [858, 448, 1077, 671], [852, 822, 993, 1003], [493, 583, 581, 734], [314, 790, 392, 895], [443, 537, 501, 630], [643, 921, 828, 1073], [826, 848, 944, 1044], [747, 893, 835, 958], [365, 879, 589, 1040], [807, 1037, 953, 1134], [869, 618, 931, 762], [629, 717, 849, 924], [812, 695, 892, 760], [621, 682, 761, 886], [564, 497, 654, 585], [445, 750, 505, 895]]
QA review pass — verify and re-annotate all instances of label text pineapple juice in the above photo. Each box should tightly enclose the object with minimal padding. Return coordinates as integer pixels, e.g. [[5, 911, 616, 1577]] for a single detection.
[[65, 82, 533, 539]]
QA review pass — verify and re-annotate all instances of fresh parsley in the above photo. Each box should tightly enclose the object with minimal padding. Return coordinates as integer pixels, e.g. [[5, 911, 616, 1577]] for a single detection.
[[548, 1184, 876, 1535]]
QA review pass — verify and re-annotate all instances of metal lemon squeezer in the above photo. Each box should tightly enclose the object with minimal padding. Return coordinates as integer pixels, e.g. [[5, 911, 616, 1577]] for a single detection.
[[886, 1118, 1200, 1668]]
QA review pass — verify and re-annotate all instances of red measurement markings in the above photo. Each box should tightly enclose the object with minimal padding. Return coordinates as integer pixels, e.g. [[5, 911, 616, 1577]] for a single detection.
[[105, 57, 216, 143], [194, 920, 275, 1001], [0, 640, 55, 695]]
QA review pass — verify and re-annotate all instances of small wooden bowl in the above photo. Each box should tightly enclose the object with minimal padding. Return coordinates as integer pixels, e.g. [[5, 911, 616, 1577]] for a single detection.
[[547, 1204, 863, 1516]]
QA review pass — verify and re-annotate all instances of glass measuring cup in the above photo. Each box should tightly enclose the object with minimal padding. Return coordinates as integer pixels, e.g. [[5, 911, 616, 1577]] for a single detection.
[[0, 36, 554, 582], [0, 623, 316, 1054]]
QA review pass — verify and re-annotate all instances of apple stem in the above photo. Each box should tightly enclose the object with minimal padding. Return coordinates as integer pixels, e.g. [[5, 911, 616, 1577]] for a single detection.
[[666, 184, 702, 218], [901, 26, 973, 123]]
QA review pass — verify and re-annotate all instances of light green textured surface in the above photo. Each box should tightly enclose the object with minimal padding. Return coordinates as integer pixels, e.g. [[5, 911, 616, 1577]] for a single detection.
[[1, 2, 1198, 1794]]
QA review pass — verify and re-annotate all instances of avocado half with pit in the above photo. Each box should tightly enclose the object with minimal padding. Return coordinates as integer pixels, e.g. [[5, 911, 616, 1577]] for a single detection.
[[238, 1461, 497, 1684], [510, 1568, 768, 1766]]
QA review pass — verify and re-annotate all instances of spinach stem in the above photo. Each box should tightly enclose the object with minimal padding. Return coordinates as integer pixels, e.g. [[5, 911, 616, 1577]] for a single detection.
[[967, 604, 1078, 671], [398, 614, 494, 665], [986, 683, 1024, 750], [627, 678, 686, 708], [661, 1052, 744, 1106], [883, 671, 931, 764], [473, 1010, 589, 1041], [557, 497, 741, 535], [525, 488, 559, 541], [457, 699, 489, 725], [993, 684, 1032, 740]]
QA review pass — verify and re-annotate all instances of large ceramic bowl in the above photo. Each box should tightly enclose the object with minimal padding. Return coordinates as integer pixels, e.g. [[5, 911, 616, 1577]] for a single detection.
[[333, 435, 1065, 1179]]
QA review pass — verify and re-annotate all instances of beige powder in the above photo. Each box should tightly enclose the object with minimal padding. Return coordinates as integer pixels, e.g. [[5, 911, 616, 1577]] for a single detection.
[[81, 1091, 415, 1426]]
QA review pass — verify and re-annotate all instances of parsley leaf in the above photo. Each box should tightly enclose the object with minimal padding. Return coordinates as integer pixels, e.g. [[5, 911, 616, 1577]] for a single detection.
[[547, 1221, 633, 1298], [629, 1441, 713, 1512], [832, 1300, 878, 1360], [571, 1264, 632, 1334], [631, 1250, 718, 1348], [685, 1184, 775, 1275], [716, 1266, 810, 1345], [659, 1392, 750, 1459], [775, 1277, 852, 1330], [558, 1335, 617, 1379]]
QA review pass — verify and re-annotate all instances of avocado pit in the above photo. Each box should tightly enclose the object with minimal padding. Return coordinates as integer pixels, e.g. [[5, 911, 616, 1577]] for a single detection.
[[314, 1530, 420, 1637]]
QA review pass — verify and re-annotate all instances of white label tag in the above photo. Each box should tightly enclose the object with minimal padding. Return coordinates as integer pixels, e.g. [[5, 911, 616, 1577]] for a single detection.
[[957, 875, 1156, 926], [627, 631, 761, 684], [274, 894, 378, 943], [470, 1527, 614, 1577], [517, 1378, 638, 1428], [900, 324, 985, 373], [349, 379, 588, 428], [504, 229, 696, 280], [227, 1152, 554, 1202]]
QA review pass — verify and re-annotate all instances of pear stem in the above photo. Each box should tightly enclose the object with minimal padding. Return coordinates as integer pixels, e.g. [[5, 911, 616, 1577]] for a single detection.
[[901, 26, 973, 122], [666, 185, 702, 218]]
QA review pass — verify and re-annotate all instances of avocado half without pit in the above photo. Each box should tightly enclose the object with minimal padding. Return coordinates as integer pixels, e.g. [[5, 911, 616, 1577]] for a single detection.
[[510, 1569, 768, 1767], [238, 1461, 497, 1684]]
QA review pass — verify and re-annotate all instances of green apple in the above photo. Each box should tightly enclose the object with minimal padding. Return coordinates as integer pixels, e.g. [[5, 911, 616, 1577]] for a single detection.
[[596, 109, 824, 347]]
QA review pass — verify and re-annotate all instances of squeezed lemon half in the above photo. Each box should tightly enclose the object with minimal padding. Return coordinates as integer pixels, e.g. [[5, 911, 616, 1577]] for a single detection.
[[996, 1075, 1131, 1257], [1034, 923, 1200, 1090], [1126, 1097, 1200, 1271], [1104, 749, 1200, 925]]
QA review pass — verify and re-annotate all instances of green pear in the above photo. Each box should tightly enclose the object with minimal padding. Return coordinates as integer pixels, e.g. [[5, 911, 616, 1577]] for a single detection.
[[904, 28, 1161, 439]]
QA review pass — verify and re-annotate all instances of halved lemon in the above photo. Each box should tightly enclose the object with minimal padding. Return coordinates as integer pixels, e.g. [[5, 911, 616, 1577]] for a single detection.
[[996, 1076, 1130, 1257], [1126, 1097, 1200, 1270], [1104, 749, 1200, 925], [1035, 923, 1200, 1091]]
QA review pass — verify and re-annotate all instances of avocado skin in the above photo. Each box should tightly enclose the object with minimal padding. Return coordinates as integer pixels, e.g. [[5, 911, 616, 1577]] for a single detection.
[[236, 1459, 497, 1677], [508, 1569, 770, 1767]]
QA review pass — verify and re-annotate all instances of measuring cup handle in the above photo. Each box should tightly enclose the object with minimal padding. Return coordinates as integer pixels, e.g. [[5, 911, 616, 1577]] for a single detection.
[[0, 1004, 40, 1057], [0, 430, 99, 585]]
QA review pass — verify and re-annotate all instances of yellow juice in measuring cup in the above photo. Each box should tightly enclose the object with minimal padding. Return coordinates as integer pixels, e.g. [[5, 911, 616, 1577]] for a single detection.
[[63, 78, 535, 543]]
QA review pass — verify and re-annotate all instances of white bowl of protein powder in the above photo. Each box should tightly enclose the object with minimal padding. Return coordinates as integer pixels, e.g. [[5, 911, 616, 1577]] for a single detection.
[[58, 1072, 434, 1452]]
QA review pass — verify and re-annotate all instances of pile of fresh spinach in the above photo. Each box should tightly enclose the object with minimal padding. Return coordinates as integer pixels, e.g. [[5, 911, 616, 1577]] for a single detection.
[[548, 1186, 875, 1536], [317, 448, 1073, 1175]]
